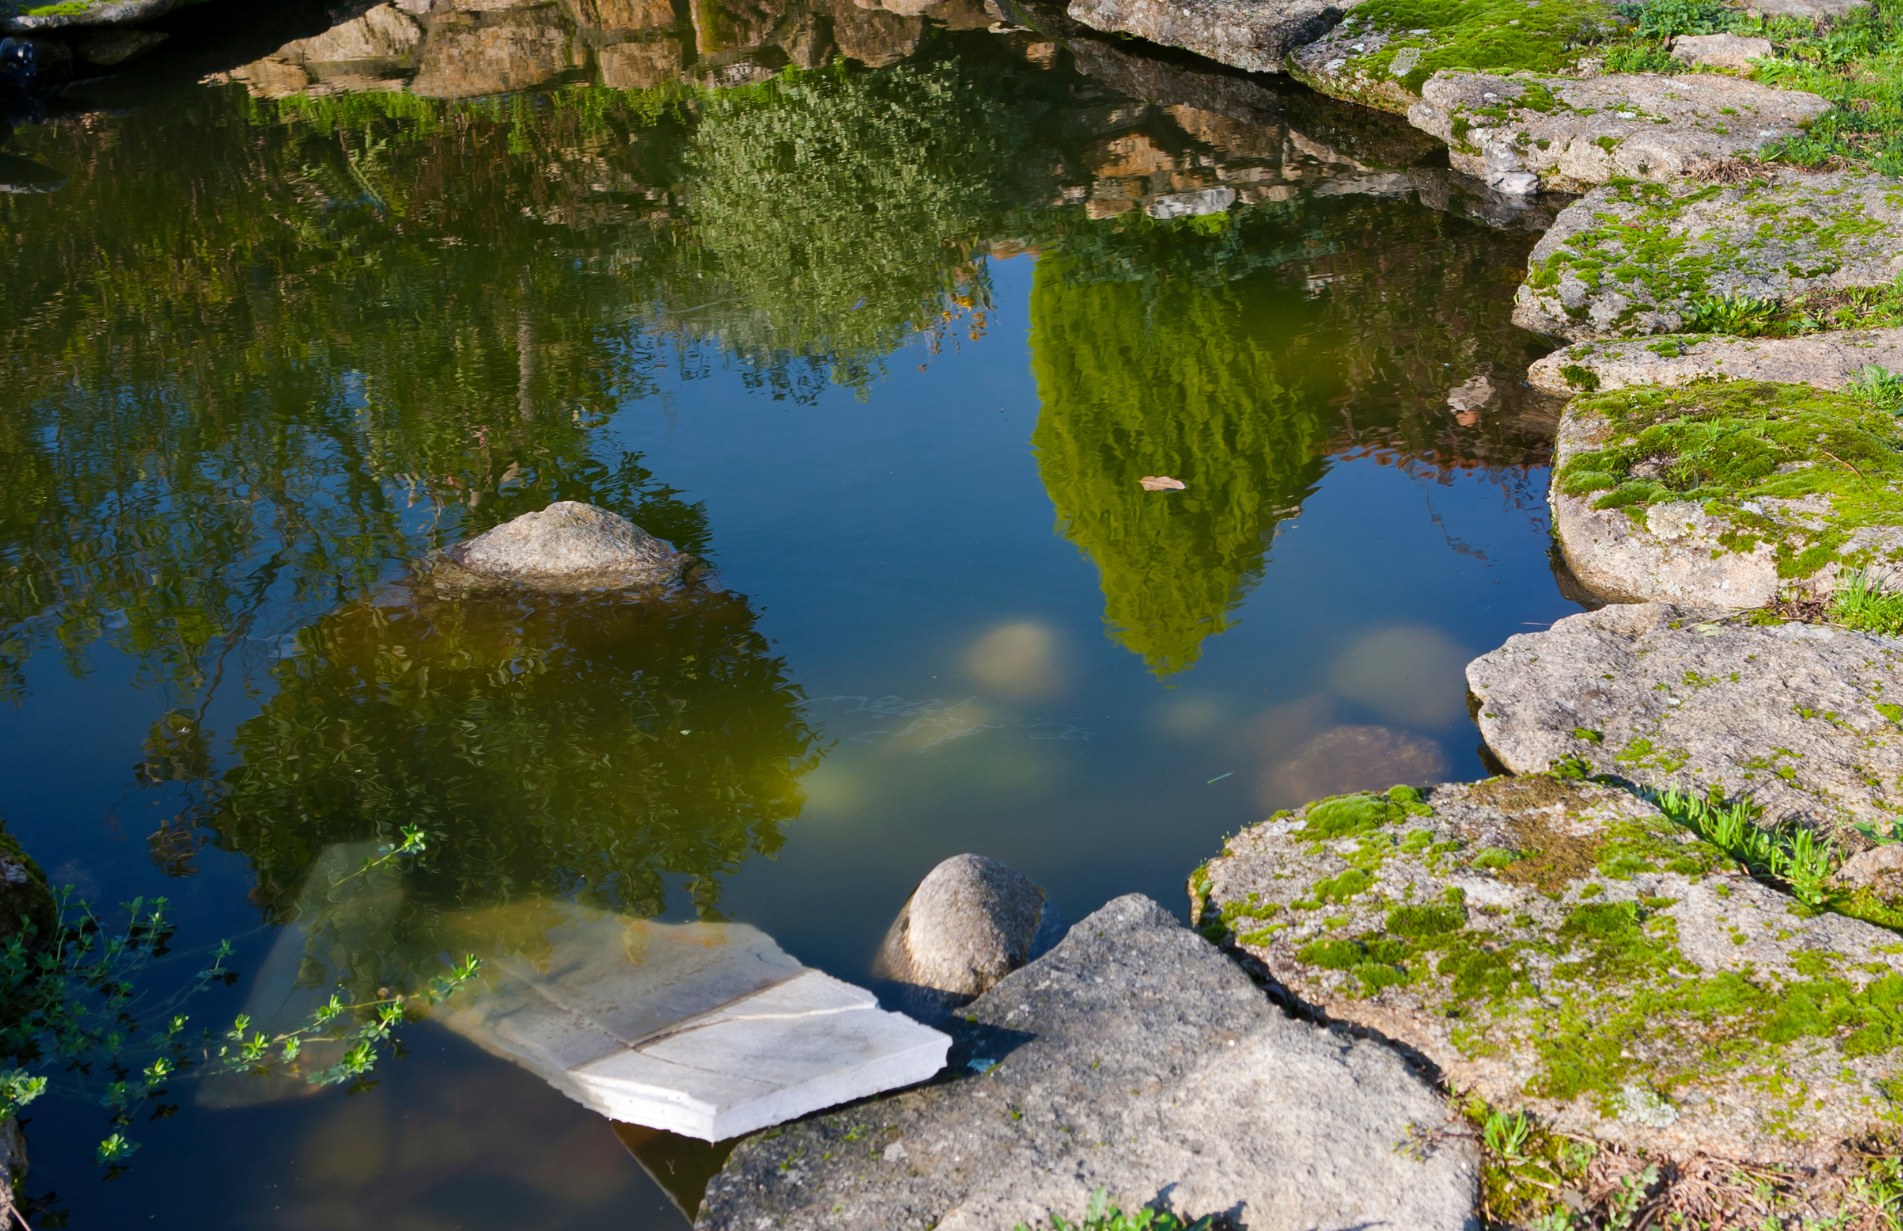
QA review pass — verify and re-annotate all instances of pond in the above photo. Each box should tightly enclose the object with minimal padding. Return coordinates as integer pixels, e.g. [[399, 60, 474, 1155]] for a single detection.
[[0, 1, 1583, 1224]]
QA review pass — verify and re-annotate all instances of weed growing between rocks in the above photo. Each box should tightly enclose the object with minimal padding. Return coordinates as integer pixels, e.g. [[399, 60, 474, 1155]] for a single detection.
[[1642, 785, 1835, 903], [1013, 1188, 1216, 1231], [1555, 379, 1903, 578], [1677, 282, 1903, 340], [1828, 568, 1903, 633]]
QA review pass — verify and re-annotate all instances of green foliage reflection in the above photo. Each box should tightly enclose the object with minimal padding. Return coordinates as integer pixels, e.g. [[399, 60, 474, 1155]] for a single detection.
[[210, 583, 818, 952], [1029, 216, 1330, 676]]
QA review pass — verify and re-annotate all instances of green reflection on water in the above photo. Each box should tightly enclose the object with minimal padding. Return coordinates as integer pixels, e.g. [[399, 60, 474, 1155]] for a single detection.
[[210, 581, 817, 990]]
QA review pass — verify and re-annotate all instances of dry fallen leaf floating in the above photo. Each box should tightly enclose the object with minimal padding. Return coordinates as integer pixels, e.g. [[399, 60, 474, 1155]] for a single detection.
[[1140, 475, 1187, 492]]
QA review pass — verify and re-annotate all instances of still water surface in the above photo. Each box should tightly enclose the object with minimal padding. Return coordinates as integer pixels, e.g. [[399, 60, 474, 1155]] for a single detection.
[[1, 8, 1580, 1224]]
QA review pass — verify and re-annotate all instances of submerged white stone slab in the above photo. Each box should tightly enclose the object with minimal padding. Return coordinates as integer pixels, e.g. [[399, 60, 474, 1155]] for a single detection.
[[435, 908, 951, 1141]]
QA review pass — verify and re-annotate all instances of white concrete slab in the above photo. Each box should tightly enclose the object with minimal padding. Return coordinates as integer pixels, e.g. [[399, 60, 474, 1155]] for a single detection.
[[436, 907, 950, 1141]]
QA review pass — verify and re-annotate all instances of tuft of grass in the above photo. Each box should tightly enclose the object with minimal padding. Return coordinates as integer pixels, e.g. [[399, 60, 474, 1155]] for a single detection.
[[1681, 292, 1780, 337], [1646, 786, 1836, 903], [1829, 568, 1903, 634], [1850, 363, 1903, 416], [1017, 1190, 1215, 1231]]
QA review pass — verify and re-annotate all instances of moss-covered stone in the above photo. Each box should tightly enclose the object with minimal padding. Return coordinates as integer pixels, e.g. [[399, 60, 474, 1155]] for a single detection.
[[1191, 777, 1903, 1170], [1287, 0, 1622, 114], [1549, 378, 1903, 604], [1514, 170, 1903, 342]]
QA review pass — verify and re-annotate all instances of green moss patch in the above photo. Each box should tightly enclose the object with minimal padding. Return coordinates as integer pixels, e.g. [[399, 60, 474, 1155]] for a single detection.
[[1330, 0, 1622, 96], [1556, 379, 1903, 579]]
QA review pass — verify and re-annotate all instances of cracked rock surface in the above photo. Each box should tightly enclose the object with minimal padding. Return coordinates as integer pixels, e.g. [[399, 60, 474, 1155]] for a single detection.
[[698, 894, 1478, 1231], [1065, 0, 1342, 74], [1514, 170, 1903, 340], [1467, 602, 1903, 833], [1406, 71, 1830, 195], [1195, 777, 1903, 1170], [1528, 328, 1903, 394]]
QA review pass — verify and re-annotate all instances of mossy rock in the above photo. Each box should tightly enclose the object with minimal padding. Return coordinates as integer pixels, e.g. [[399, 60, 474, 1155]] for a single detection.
[[0, 822, 52, 947], [1515, 170, 1903, 342], [1527, 330, 1903, 397], [1551, 379, 1903, 605], [1192, 778, 1903, 1170], [1287, 0, 1621, 114]]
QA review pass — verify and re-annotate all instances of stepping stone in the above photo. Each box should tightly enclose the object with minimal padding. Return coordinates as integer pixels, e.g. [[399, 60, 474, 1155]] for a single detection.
[[1406, 71, 1830, 195], [1544, 378, 1903, 605], [699, 895, 1478, 1231], [1514, 169, 1903, 341], [1528, 328, 1903, 395], [437, 905, 951, 1142], [430, 500, 694, 593], [1065, 0, 1342, 75], [1468, 601, 1903, 834], [1195, 777, 1903, 1176]]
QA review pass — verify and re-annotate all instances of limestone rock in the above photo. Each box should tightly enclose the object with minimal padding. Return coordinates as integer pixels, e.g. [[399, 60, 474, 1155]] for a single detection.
[[0, 820, 53, 944], [1064, 0, 1343, 75], [0, 1116, 24, 1231], [1406, 71, 1830, 196], [597, 37, 682, 86], [433, 501, 692, 593], [275, 4, 422, 62], [1747, 0, 1865, 15], [1467, 602, 1903, 833], [1545, 380, 1903, 604], [699, 895, 1478, 1231], [1194, 778, 1903, 1169], [1288, 23, 1419, 114], [1671, 32, 1771, 70], [1515, 170, 1903, 341], [439, 906, 950, 1141], [1834, 843, 1903, 897], [410, 8, 577, 97], [873, 855, 1064, 1020], [1529, 329, 1903, 395]]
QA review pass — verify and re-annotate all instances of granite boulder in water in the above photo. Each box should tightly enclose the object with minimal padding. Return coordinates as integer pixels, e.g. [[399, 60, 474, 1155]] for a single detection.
[[434, 501, 692, 593], [873, 854, 1065, 1020]]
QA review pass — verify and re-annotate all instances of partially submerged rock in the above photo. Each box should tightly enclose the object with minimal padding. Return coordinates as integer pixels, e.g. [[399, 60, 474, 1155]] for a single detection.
[[1515, 171, 1903, 340], [699, 895, 1478, 1231], [1064, 0, 1341, 75], [1468, 602, 1903, 834], [431, 501, 693, 593], [1528, 328, 1903, 395], [437, 904, 951, 1141], [0, 0, 186, 33], [873, 854, 1065, 1022], [1547, 380, 1903, 605], [1193, 778, 1903, 1169], [1406, 71, 1830, 195]]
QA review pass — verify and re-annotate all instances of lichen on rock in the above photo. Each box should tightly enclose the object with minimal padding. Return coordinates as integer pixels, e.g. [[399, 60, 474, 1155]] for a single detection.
[[1548, 378, 1903, 604], [1515, 171, 1903, 341], [1192, 778, 1903, 1170]]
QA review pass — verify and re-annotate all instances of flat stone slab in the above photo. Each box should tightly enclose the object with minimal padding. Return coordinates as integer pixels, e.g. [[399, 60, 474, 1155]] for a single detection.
[[1468, 602, 1903, 834], [1529, 328, 1903, 395], [698, 895, 1478, 1231], [431, 500, 692, 593], [437, 906, 950, 1142], [1195, 778, 1903, 1170], [1547, 379, 1903, 604], [1065, 0, 1341, 74], [1672, 32, 1772, 70], [1515, 170, 1903, 340], [1407, 71, 1831, 195]]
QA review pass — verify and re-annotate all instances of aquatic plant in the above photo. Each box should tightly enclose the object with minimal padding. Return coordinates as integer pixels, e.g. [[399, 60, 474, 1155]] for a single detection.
[[0, 832, 477, 1171]]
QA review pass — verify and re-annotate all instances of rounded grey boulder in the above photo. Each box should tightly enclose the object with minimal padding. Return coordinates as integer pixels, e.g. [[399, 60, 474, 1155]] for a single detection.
[[874, 854, 1064, 1019], [433, 501, 691, 593]]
